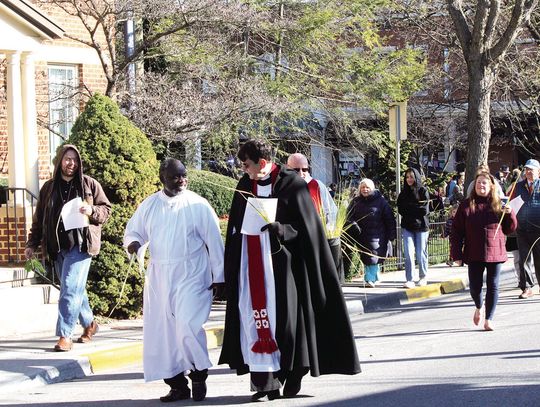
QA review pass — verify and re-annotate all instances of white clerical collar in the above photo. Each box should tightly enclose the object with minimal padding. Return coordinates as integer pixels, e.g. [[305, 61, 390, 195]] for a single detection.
[[304, 174, 313, 183]]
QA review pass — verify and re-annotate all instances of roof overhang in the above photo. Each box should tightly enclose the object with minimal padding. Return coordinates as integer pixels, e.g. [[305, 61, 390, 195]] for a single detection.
[[0, 0, 64, 40]]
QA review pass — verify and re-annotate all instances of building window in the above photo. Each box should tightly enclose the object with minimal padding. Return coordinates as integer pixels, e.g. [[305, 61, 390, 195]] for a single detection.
[[48, 65, 79, 159]]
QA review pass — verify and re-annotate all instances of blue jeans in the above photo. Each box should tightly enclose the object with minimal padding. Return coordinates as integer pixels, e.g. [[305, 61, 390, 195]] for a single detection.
[[54, 247, 93, 338], [402, 229, 429, 282], [364, 264, 380, 282], [468, 262, 501, 321]]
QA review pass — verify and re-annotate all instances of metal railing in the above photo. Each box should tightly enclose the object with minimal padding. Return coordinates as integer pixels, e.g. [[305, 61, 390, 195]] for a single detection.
[[383, 211, 450, 272], [0, 187, 38, 264]]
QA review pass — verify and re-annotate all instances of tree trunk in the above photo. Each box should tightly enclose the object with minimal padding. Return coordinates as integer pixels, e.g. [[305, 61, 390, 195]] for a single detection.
[[464, 65, 496, 188]]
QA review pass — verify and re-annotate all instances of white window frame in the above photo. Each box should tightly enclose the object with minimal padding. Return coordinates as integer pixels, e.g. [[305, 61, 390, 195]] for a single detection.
[[48, 65, 79, 161]]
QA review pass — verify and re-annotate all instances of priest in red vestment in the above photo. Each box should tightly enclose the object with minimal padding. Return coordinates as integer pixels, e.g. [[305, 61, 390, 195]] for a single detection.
[[219, 140, 360, 402]]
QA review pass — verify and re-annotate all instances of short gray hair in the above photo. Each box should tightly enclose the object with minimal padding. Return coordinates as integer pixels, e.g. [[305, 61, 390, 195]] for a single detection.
[[359, 178, 375, 191]]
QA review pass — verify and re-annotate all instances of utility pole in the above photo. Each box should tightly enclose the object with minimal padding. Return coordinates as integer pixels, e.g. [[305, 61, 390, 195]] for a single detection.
[[389, 101, 407, 198], [389, 101, 407, 267]]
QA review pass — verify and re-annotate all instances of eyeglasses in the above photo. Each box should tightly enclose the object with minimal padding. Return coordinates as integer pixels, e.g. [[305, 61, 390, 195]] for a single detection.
[[293, 168, 309, 173]]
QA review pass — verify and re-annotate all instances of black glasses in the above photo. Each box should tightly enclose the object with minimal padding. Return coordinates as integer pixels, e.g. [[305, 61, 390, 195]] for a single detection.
[[293, 168, 309, 173]]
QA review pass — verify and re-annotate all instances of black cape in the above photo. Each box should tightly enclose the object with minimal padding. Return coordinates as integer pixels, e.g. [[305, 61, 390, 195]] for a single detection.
[[218, 166, 361, 380]]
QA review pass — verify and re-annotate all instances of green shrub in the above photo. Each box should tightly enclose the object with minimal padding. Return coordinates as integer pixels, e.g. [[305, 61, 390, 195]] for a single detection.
[[69, 93, 159, 206], [187, 169, 237, 217], [68, 93, 159, 318], [87, 241, 144, 318]]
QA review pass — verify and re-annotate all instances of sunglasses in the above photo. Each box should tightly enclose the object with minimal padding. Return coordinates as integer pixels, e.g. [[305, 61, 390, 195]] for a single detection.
[[293, 168, 309, 173]]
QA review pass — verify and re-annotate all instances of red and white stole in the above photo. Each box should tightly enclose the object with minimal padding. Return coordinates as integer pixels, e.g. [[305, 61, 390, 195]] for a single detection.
[[307, 178, 322, 215], [246, 164, 279, 354]]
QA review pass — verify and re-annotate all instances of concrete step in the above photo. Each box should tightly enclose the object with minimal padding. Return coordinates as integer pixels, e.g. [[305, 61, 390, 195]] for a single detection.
[[0, 284, 60, 309], [0, 266, 44, 288], [0, 302, 58, 339], [0, 267, 32, 282], [0, 285, 60, 338]]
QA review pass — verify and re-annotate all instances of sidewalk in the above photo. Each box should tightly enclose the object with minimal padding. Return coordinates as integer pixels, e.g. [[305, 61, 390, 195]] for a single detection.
[[0, 259, 519, 395]]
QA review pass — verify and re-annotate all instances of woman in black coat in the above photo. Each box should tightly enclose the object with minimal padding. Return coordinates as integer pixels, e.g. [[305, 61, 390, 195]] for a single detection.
[[346, 178, 396, 287], [397, 167, 430, 288]]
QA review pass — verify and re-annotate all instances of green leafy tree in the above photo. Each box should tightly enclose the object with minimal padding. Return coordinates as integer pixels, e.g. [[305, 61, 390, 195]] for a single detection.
[[124, 0, 426, 166], [69, 93, 159, 318]]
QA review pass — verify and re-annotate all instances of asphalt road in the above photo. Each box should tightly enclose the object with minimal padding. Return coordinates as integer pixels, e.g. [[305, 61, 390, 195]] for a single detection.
[[2, 282, 539, 407]]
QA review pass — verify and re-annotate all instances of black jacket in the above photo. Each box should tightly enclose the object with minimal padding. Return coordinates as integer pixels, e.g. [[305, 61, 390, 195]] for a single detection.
[[397, 168, 430, 232], [218, 165, 360, 379], [346, 190, 396, 265], [26, 145, 111, 259]]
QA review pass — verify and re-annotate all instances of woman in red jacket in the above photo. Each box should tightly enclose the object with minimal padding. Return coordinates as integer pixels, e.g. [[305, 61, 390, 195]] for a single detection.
[[450, 171, 517, 331]]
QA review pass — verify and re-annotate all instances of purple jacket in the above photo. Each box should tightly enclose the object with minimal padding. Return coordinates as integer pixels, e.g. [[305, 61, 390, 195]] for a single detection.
[[450, 197, 517, 263]]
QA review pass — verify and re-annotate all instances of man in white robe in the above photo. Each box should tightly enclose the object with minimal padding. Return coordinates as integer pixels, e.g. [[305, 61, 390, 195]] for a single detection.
[[124, 158, 224, 403]]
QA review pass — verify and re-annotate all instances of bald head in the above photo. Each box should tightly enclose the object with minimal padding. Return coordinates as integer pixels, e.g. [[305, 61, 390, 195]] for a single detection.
[[287, 153, 310, 179]]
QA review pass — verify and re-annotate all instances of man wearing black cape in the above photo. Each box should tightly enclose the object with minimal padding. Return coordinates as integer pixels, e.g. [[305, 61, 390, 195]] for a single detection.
[[218, 140, 360, 401]]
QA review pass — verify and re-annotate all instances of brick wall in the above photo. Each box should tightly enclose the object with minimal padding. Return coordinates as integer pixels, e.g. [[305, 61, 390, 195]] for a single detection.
[[0, 1, 111, 261], [0, 59, 7, 177], [0, 0, 111, 183], [0, 206, 33, 264]]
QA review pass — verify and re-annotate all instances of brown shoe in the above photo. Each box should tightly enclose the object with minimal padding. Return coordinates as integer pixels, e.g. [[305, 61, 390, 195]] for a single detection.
[[78, 321, 99, 343], [518, 288, 534, 299], [54, 337, 73, 352]]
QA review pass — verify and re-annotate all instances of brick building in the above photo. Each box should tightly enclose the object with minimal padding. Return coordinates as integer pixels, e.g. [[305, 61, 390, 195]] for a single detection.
[[0, 0, 108, 263]]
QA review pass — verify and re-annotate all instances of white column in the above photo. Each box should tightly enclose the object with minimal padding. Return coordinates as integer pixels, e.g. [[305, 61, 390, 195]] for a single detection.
[[21, 52, 39, 196], [6, 51, 27, 191]]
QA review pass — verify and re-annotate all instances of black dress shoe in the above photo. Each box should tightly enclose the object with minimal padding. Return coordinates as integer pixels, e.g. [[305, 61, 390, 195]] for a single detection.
[[192, 381, 207, 402], [267, 389, 280, 400], [160, 388, 191, 402], [251, 391, 267, 401], [251, 390, 280, 402], [283, 378, 301, 398]]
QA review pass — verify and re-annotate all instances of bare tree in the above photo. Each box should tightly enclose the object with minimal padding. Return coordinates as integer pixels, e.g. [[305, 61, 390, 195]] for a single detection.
[[35, 0, 257, 96], [446, 0, 538, 185]]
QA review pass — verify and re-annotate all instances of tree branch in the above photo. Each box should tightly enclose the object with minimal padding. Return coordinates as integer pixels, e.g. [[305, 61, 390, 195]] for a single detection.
[[446, 0, 473, 57], [491, 0, 538, 61]]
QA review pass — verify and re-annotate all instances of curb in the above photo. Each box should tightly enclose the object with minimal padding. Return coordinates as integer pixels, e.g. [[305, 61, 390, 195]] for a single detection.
[[0, 326, 225, 395], [361, 278, 468, 313], [0, 356, 92, 394], [84, 326, 225, 374], [359, 264, 514, 313]]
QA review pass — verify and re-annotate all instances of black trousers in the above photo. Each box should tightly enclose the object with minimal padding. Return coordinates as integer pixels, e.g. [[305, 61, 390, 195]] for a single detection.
[[250, 367, 309, 392], [468, 262, 501, 320], [164, 369, 208, 390]]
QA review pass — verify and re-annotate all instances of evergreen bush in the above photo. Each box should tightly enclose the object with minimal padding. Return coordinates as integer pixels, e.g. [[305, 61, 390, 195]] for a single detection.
[[187, 169, 237, 217], [68, 93, 159, 318]]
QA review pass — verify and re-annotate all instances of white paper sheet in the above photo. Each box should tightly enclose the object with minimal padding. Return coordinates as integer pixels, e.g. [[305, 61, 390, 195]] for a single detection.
[[508, 195, 524, 214], [241, 197, 278, 235], [61, 197, 90, 230]]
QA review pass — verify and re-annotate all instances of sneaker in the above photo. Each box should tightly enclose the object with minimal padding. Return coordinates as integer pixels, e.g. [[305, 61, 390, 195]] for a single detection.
[[417, 278, 428, 287], [446, 261, 453, 267], [366, 281, 376, 288], [403, 281, 416, 289]]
